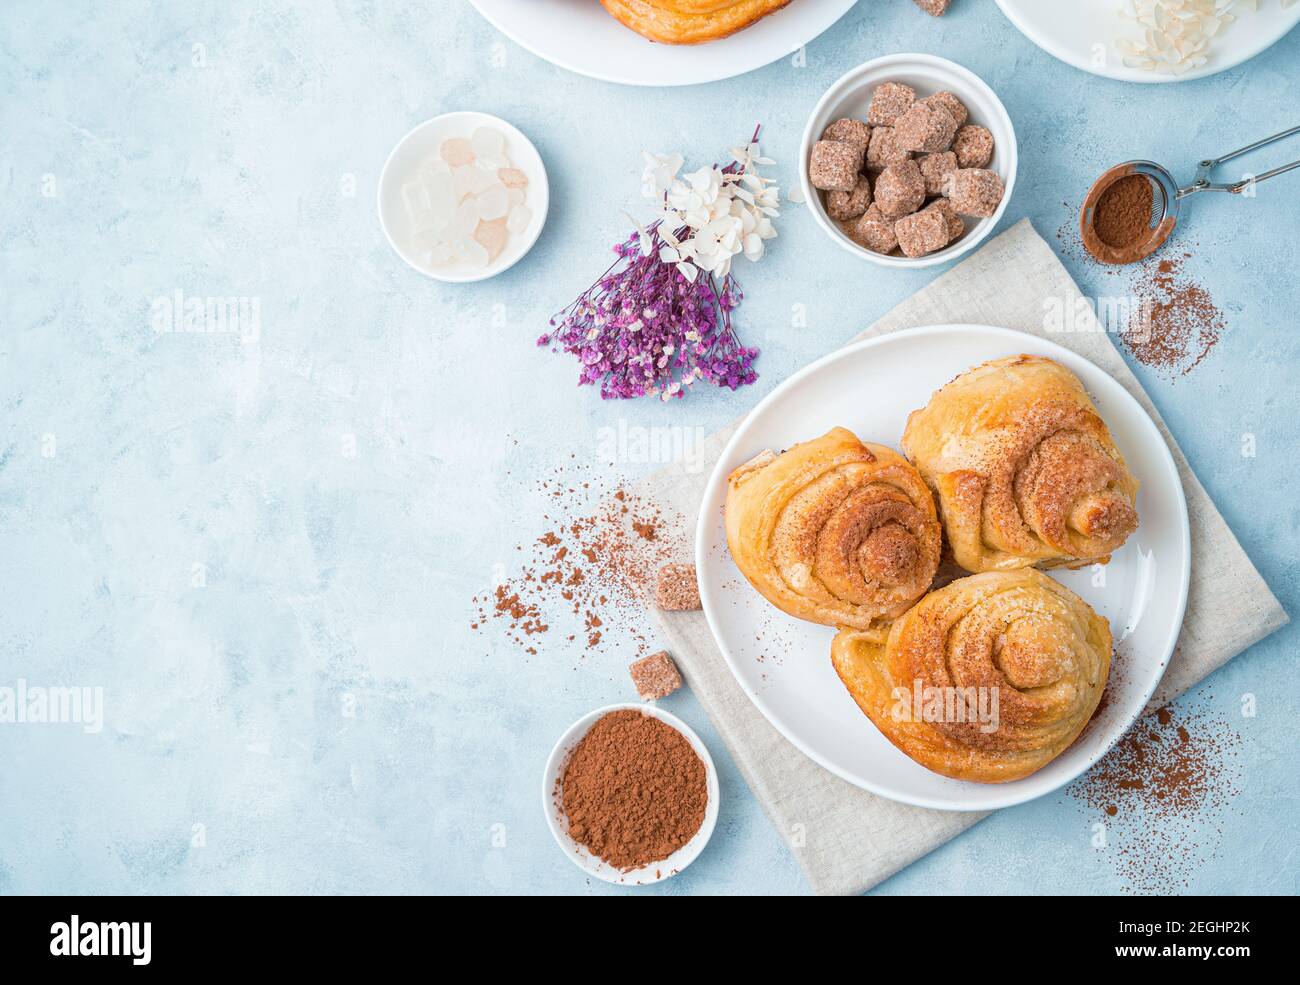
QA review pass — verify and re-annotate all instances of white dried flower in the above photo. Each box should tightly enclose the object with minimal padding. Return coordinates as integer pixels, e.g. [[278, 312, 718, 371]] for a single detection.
[[640, 151, 683, 198], [638, 135, 781, 280]]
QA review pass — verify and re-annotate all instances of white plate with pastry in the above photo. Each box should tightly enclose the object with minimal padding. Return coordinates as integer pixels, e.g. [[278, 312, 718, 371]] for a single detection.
[[994, 0, 1300, 84], [696, 324, 1190, 811], [468, 0, 859, 87]]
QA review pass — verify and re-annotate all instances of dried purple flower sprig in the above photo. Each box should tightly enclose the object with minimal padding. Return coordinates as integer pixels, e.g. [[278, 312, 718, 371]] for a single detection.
[[539, 130, 777, 401]]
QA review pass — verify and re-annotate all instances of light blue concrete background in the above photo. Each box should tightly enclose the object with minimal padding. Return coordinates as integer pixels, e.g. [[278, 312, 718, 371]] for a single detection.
[[1, 1, 1296, 895]]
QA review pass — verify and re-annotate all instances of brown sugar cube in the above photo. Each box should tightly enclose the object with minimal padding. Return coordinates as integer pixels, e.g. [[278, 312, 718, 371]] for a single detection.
[[821, 117, 872, 152], [950, 168, 1005, 218], [826, 175, 872, 220], [918, 151, 957, 198], [895, 209, 951, 257], [952, 124, 995, 169], [913, 0, 951, 14], [866, 82, 915, 127], [629, 650, 683, 701], [923, 197, 965, 241], [656, 562, 701, 611], [894, 101, 958, 154], [873, 159, 926, 220], [866, 126, 911, 172], [848, 204, 898, 254], [923, 91, 968, 129], [809, 139, 863, 192]]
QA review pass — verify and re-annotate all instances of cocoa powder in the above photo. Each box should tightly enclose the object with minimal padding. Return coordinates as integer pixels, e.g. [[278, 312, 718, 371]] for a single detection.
[[1057, 204, 1225, 377], [1092, 173, 1154, 250], [560, 709, 708, 871], [1122, 253, 1224, 376], [1069, 702, 1242, 893], [471, 462, 684, 659]]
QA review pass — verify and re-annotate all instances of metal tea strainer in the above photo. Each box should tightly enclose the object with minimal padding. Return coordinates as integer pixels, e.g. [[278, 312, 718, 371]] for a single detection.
[[1081, 123, 1300, 265]]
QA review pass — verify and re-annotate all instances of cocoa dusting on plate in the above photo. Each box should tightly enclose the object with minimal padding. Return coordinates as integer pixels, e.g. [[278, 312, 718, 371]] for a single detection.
[[559, 709, 707, 871], [471, 465, 684, 659], [1069, 702, 1242, 893]]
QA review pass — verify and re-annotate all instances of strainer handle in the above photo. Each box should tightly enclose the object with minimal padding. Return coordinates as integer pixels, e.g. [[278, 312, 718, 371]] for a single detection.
[[1180, 124, 1300, 197]]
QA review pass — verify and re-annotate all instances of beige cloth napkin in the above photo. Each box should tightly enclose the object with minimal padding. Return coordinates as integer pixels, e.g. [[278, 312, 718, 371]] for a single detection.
[[638, 219, 1288, 896]]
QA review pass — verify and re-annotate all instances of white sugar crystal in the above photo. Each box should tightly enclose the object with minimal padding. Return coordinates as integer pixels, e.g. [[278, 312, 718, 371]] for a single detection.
[[425, 170, 456, 215], [456, 236, 490, 268], [454, 198, 480, 235], [471, 127, 506, 161], [507, 187, 526, 206], [452, 164, 494, 198], [506, 203, 532, 233], [451, 165, 476, 199], [412, 227, 446, 249], [409, 208, 448, 235], [402, 181, 430, 216], [425, 241, 453, 267], [476, 183, 509, 221]]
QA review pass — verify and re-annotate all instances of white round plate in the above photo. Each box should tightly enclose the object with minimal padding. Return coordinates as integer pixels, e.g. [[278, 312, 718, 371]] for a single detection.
[[696, 325, 1190, 811], [543, 703, 720, 884], [468, 0, 858, 87], [800, 53, 1018, 269], [994, 0, 1300, 84], [377, 111, 548, 283]]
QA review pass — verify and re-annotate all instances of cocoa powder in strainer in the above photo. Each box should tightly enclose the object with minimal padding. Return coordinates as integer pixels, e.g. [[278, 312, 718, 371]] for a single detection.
[[1091, 174, 1155, 252]]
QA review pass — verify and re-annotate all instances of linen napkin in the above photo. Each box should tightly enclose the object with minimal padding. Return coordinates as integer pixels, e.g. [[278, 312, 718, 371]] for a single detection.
[[638, 219, 1289, 896]]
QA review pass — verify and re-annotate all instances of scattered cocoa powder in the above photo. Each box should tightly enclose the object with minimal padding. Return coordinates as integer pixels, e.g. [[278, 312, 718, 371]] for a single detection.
[[1069, 702, 1242, 893], [471, 461, 685, 659], [559, 709, 707, 871], [1121, 253, 1224, 376], [1057, 202, 1225, 377]]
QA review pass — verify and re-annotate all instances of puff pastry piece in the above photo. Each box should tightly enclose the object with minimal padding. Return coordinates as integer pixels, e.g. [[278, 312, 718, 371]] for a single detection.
[[902, 354, 1139, 573], [600, 0, 792, 45], [725, 427, 941, 638], [831, 569, 1112, 783]]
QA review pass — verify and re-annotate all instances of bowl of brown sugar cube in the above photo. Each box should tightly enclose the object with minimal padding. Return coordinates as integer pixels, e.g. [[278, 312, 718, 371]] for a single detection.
[[800, 53, 1017, 268]]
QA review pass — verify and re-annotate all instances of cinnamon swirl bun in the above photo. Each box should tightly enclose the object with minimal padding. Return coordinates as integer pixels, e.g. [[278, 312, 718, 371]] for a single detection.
[[902, 355, 1139, 573], [600, 0, 792, 45], [831, 569, 1112, 783], [724, 427, 941, 638]]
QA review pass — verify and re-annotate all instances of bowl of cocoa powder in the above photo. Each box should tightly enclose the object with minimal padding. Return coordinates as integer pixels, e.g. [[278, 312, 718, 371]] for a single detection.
[[543, 703, 719, 885]]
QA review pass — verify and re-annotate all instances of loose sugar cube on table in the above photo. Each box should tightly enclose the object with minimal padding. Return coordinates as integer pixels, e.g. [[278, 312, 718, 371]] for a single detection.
[[629, 651, 683, 701]]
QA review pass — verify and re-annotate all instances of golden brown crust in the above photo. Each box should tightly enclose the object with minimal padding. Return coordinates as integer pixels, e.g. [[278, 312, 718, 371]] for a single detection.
[[600, 0, 793, 45], [831, 569, 1112, 783], [724, 427, 941, 639], [901, 354, 1139, 573]]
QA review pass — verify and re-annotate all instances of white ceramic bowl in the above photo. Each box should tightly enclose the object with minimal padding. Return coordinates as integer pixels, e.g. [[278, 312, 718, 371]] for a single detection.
[[377, 111, 549, 283], [542, 703, 720, 886], [800, 53, 1018, 269]]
